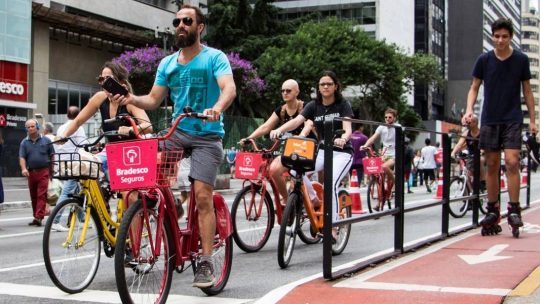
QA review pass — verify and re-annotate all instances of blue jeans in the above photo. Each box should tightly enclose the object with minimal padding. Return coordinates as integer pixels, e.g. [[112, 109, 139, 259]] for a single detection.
[[53, 179, 80, 224]]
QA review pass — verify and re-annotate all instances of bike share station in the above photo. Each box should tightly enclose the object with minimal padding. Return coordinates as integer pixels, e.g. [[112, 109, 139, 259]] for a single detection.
[[319, 117, 534, 281]]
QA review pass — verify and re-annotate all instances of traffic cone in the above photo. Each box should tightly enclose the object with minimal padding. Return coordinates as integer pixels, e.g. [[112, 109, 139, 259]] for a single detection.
[[350, 169, 365, 214], [434, 167, 443, 200], [500, 169, 506, 189], [522, 167, 528, 184]]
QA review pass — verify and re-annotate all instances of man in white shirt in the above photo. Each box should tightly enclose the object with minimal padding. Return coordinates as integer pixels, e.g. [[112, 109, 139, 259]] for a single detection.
[[51, 106, 87, 231], [421, 138, 438, 193]]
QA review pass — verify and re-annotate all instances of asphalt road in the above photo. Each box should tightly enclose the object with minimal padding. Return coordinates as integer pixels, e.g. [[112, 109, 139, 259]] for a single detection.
[[0, 174, 539, 303]]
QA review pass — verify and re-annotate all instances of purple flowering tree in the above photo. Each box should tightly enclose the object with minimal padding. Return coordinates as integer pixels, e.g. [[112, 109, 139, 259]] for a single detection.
[[113, 46, 170, 129], [226, 52, 268, 117]]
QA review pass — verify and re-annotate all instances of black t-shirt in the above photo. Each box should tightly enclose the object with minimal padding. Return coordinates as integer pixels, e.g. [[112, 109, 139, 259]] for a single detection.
[[301, 99, 354, 153], [273, 101, 317, 139], [99, 98, 137, 142], [472, 50, 531, 125]]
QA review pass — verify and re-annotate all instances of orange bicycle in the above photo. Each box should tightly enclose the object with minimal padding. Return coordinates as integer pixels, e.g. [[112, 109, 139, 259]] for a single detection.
[[232, 138, 320, 253], [111, 111, 233, 303], [363, 147, 393, 213]]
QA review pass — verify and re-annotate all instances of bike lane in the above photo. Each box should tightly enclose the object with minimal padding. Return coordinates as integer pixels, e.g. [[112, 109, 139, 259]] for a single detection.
[[273, 205, 540, 304]]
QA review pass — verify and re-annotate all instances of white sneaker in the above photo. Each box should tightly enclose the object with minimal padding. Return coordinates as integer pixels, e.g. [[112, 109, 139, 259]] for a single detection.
[[51, 223, 69, 232]]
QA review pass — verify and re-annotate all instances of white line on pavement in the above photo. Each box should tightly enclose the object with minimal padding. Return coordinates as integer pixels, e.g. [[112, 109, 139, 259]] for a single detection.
[[0, 231, 42, 239], [344, 281, 511, 296]]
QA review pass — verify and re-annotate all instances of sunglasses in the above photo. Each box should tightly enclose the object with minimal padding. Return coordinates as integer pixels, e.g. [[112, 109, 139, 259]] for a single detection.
[[281, 89, 292, 94], [173, 17, 194, 27], [319, 82, 334, 87], [97, 76, 107, 84], [385, 116, 394, 119]]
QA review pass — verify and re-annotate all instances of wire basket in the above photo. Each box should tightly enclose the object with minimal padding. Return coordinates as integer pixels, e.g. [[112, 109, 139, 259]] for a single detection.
[[51, 152, 101, 180], [156, 149, 184, 187]]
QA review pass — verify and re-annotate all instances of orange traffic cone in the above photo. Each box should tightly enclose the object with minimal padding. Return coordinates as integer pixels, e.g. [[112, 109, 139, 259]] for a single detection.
[[434, 168, 443, 200], [500, 169, 506, 189], [350, 169, 365, 214], [522, 167, 528, 184]]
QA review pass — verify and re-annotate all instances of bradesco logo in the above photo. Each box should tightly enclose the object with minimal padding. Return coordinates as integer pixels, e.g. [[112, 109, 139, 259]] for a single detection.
[[235, 152, 262, 180], [0, 81, 24, 96], [115, 146, 149, 184]]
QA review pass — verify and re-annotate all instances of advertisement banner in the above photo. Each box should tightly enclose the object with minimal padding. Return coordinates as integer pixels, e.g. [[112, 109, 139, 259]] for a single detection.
[[107, 139, 158, 190], [0, 61, 28, 102], [235, 152, 263, 180], [363, 157, 383, 174]]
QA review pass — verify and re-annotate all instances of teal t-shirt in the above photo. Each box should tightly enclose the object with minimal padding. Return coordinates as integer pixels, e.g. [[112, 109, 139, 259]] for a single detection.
[[155, 46, 232, 137]]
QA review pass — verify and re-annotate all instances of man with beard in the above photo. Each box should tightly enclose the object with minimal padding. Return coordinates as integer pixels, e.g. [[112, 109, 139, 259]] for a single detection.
[[115, 4, 236, 288]]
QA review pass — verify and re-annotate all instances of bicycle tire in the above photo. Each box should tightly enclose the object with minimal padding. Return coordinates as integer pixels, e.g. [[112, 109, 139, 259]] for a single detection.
[[114, 199, 174, 304], [43, 198, 101, 294], [366, 177, 383, 213], [297, 202, 322, 244], [277, 192, 300, 269], [199, 229, 234, 295], [332, 190, 352, 255], [448, 176, 468, 218], [231, 184, 274, 253]]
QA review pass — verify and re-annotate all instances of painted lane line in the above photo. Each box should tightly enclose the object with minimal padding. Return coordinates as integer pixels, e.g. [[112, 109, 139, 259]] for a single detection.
[[459, 244, 512, 265], [346, 282, 511, 296], [0, 216, 34, 222], [510, 266, 540, 296], [0, 282, 252, 304], [0, 231, 42, 239]]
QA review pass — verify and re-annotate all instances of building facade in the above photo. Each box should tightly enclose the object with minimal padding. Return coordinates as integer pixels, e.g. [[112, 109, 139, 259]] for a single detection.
[[0, 0, 197, 176], [447, 0, 522, 121], [521, 6, 540, 129]]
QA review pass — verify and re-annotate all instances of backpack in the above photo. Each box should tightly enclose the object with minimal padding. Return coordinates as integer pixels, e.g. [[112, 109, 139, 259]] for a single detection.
[[279, 101, 304, 124]]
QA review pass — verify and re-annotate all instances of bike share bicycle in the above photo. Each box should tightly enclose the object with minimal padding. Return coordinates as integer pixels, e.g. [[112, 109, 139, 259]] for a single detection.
[[362, 147, 393, 213], [110, 110, 233, 303], [277, 135, 352, 268], [231, 138, 321, 253], [448, 151, 488, 218], [43, 134, 125, 294]]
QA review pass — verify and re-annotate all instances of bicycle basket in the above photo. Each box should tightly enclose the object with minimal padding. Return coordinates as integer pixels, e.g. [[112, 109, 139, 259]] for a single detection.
[[51, 152, 102, 180], [156, 149, 184, 186], [281, 136, 317, 172], [235, 152, 263, 180]]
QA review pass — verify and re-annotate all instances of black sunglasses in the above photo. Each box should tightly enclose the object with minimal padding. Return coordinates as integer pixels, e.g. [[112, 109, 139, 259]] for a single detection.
[[97, 76, 106, 83], [281, 89, 292, 94], [173, 17, 194, 27]]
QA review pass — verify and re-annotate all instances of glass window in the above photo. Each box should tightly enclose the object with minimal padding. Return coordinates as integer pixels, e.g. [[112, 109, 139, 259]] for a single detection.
[[0, 0, 31, 63], [48, 86, 57, 114], [57, 88, 68, 115], [48, 80, 100, 115]]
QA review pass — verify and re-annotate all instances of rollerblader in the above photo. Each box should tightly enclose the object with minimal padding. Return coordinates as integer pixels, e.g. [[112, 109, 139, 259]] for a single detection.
[[463, 18, 537, 238]]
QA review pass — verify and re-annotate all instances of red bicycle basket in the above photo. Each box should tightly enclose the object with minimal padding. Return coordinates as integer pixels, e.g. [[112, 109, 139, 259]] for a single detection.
[[156, 149, 184, 186]]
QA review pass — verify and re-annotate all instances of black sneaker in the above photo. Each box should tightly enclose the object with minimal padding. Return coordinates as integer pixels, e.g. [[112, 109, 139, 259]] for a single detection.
[[524, 133, 540, 165], [193, 260, 215, 288]]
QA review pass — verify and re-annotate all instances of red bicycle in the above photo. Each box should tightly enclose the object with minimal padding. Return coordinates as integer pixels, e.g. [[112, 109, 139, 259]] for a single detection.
[[363, 147, 393, 213], [232, 138, 320, 253], [111, 112, 233, 303]]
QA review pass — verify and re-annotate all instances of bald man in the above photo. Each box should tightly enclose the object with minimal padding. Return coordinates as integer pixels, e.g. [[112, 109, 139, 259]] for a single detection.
[[240, 79, 314, 204]]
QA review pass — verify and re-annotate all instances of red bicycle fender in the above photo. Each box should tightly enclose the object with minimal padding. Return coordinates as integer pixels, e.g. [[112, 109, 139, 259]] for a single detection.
[[213, 193, 232, 238]]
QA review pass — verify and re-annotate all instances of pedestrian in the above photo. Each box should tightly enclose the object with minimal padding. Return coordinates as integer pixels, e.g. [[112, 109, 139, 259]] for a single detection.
[[463, 18, 537, 235], [350, 124, 367, 187], [51, 106, 87, 232], [19, 118, 55, 226], [413, 149, 423, 187], [404, 138, 415, 193], [240, 79, 314, 204], [43, 122, 55, 141], [226, 147, 236, 179], [270, 70, 353, 241], [420, 138, 437, 193], [434, 141, 442, 178], [116, 4, 236, 287]]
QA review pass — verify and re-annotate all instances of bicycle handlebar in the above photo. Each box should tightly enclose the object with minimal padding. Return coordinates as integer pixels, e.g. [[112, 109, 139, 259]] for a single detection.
[[51, 132, 118, 152], [239, 133, 293, 153]]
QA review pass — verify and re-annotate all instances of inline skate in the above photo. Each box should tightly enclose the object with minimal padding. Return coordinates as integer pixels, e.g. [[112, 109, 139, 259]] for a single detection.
[[507, 202, 523, 238], [480, 202, 502, 236]]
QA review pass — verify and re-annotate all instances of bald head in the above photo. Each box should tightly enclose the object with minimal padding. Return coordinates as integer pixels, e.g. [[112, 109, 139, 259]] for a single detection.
[[281, 79, 300, 102], [67, 106, 80, 120]]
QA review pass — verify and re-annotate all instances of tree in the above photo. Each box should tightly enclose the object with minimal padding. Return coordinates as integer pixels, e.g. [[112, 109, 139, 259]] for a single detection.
[[255, 18, 442, 127]]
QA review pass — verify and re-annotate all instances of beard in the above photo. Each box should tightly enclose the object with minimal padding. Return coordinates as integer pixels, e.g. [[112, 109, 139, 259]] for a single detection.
[[175, 30, 197, 48]]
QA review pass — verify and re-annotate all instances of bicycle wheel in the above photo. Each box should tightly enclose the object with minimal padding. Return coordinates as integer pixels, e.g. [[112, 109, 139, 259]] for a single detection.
[[199, 229, 234, 295], [332, 190, 352, 255], [277, 192, 300, 269], [114, 199, 174, 304], [231, 184, 274, 253], [448, 176, 468, 218], [366, 177, 383, 213], [297, 202, 321, 244], [43, 198, 101, 294]]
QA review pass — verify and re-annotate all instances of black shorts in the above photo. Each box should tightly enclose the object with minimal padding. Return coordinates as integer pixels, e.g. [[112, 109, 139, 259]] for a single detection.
[[479, 123, 522, 151]]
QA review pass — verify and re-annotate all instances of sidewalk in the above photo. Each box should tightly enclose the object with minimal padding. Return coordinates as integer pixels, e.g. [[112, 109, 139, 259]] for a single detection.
[[265, 203, 540, 304]]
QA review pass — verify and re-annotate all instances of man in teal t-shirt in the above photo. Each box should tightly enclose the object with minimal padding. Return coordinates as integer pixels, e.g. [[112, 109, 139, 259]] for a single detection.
[[115, 4, 236, 288]]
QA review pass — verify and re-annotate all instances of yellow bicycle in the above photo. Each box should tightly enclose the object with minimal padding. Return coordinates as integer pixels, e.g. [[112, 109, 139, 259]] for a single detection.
[[43, 134, 126, 294]]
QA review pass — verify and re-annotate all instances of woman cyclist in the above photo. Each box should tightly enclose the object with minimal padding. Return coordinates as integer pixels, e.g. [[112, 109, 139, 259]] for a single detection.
[[270, 71, 353, 240]]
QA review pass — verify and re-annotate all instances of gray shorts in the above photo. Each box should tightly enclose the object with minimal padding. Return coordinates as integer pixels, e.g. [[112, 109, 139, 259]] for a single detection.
[[479, 123, 522, 151], [161, 130, 223, 187]]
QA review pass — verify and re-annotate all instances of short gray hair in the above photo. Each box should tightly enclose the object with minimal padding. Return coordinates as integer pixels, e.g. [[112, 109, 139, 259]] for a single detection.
[[44, 122, 54, 133]]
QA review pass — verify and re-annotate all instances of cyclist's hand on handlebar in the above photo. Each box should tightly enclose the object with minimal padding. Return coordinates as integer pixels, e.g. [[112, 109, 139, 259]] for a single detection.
[[360, 145, 367, 151], [118, 126, 132, 136], [334, 137, 346, 148], [52, 135, 68, 145], [269, 129, 281, 140], [203, 108, 221, 121]]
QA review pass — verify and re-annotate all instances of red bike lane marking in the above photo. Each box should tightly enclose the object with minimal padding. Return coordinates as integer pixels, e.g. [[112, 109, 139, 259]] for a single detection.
[[277, 205, 540, 304]]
